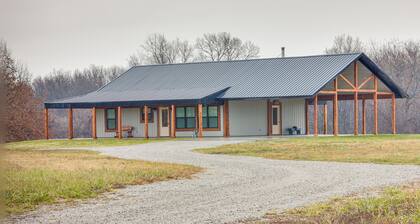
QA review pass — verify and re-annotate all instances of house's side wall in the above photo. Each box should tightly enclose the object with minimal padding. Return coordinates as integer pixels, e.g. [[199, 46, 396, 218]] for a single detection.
[[96, 108, 158, 138], [175, 105, 224, 137], [279, 98, 306, 135], [229, 99, 267, 136]]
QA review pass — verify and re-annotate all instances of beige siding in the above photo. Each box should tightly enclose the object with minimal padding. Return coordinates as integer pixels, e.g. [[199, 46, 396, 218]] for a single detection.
[[229, 99, 267, 136], [279, 98, 306, 135]]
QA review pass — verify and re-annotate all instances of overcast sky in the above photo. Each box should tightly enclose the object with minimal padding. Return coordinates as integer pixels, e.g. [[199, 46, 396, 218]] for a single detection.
[[1, 0, 420, 77]]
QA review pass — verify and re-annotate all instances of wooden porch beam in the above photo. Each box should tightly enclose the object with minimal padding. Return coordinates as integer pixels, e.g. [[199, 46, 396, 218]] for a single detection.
[[354, 62, 359, 135], [333, 79, 339, 136], [197, 104, 203, 138], [373, 78, 378, 135], [92, 107, 97, 139], [68, 108, 73, 139], [223, 101, 230, 137], [313, 95, 318, 136], [44, 108, 49, 140], [117, 106, 122, 139], [267, 100, 272, 136], [358, 75, 374, 89], [392, 93, 396, 134], [144, 105, 149, 139], [339, 74, 356, 89], [362, 99, 366, 135]]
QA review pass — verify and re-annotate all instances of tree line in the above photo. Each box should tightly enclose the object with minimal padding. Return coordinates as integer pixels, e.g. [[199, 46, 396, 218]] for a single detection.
[[0, 33, 419, 141]]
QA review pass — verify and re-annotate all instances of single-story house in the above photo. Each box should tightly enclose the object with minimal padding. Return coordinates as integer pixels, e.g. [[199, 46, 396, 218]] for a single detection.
[[44, 53, 407, 139]]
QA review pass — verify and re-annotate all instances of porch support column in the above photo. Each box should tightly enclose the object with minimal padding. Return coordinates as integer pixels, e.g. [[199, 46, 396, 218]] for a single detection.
[[68, 108, 73, 139], [362, 98, 366, 135], [305, 99, 309, 135], [223, 101, 230, 137], [392, 93, 396, 134], [197, 103, 203, 138], [171, 105, 176, 138], [117, 106, 122, 139], [92, 107, 97, 139], [267, 100, 272, 136], [323, 103, 328, 135], [44, 108, 49, 140], [144, 105, 149, 139], [313, 95, 318, 136], [354, 62, 359, 135], [333, 79, 339, 136], [373, 78, 378, 135]]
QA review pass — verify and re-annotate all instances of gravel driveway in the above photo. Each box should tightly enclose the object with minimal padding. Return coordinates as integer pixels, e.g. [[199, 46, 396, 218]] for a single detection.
[[9, 138, 420, 224]]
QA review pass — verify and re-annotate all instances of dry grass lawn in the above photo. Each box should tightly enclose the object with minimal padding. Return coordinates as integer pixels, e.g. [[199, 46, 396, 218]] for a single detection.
[[245, 182, 420, 224], [196, 135, 420, 165], [1, 144, 200, 215]]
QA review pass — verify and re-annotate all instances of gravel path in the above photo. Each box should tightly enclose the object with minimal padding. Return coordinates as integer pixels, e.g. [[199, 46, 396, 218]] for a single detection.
[[9, 138, 420, 224]]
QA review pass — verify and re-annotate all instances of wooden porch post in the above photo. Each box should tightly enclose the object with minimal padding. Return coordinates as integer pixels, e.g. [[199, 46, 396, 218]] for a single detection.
[[267, 100, 272, 136], [171, 105, 176, 138], [197, 104, 203, 138], [323, 103, 328, 135], [68, 108, 73, 139], [44, 108, 49, 140], [305, 99, 309, 135], [144, 105, 149, 139], [313, 95, 318, 136], [373, 78, 378, 135], [333, 79, 339, 136], [362, 98, 366, 135], [117, 106, 122, 139], [392, 93, 396, 134], [223, 101, 230, 137], [354, 62, 359, 135], [92, 107, 97, 139]]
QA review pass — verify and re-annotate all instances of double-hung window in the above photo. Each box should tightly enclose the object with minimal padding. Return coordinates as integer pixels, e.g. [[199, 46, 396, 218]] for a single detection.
[[202, 106, 219, 128], [105, 108, 117, 131], [141, 107, 154, 123], [176, 107, 196, 129]]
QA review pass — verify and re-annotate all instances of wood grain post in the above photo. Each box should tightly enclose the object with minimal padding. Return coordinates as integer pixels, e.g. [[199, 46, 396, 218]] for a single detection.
[[373, 78, 378, 135], [197, 104, 203, 138], [92, 107, 97, 139], [323, 103, 328, 135], [117, 106, 122, 139], [144, 105, 149, 139], [44, 108, 49, 140], [313, 95, 318, 136], [171, 105, 176, 138], [223, 101, 230, 137], [392, 93, 396, 134], [305, 99, 309, 135], [354, 62, 359, 135], [362, 99, 366, 135], [267, 100, 272, 136], [333, 79, 339, 136], [68, 108, 73, 139]]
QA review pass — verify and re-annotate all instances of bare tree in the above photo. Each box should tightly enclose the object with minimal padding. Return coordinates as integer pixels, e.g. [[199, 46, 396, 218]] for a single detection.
[[326, 34, 365, 54], [195, 32, 260, 61]]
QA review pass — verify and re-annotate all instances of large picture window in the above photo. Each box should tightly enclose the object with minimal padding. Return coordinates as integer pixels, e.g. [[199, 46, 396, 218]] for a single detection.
[[202, 106, 219, 128], [176, 107, 196, 129], [105, 108, 117, 131]]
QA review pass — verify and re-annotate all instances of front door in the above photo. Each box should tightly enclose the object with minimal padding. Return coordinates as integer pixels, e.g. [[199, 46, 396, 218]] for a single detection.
[[272, 105, 281, 135], [159, 107, 170, 137]]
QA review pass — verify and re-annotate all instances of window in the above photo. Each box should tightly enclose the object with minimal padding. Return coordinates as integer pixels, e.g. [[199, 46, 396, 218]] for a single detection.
[[202, 106, 219, 128], [105, 108, 117, 131], [161, 109, 169, 127], [272, 107, 278, 125], [141, 108, 154, 123], [176, 106, 196, 129]]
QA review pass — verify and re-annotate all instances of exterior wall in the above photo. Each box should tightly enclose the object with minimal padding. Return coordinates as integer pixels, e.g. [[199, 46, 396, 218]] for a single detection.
[[175, 105, 224, 137], [96, 108, 158, 138], [229, 99, 267, 136], [279, 98, 306, 135]]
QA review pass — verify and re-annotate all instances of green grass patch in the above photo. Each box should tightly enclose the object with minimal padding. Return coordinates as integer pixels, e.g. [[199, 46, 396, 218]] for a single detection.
[[1, 147, 201, 215], [4, 138, 172, 150], [251, 182, 420, 224], [196, 135, 420, 165]]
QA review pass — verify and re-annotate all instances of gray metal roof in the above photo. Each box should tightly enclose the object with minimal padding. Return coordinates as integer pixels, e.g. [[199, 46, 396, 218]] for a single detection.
[[45, 53, 406, 108]]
